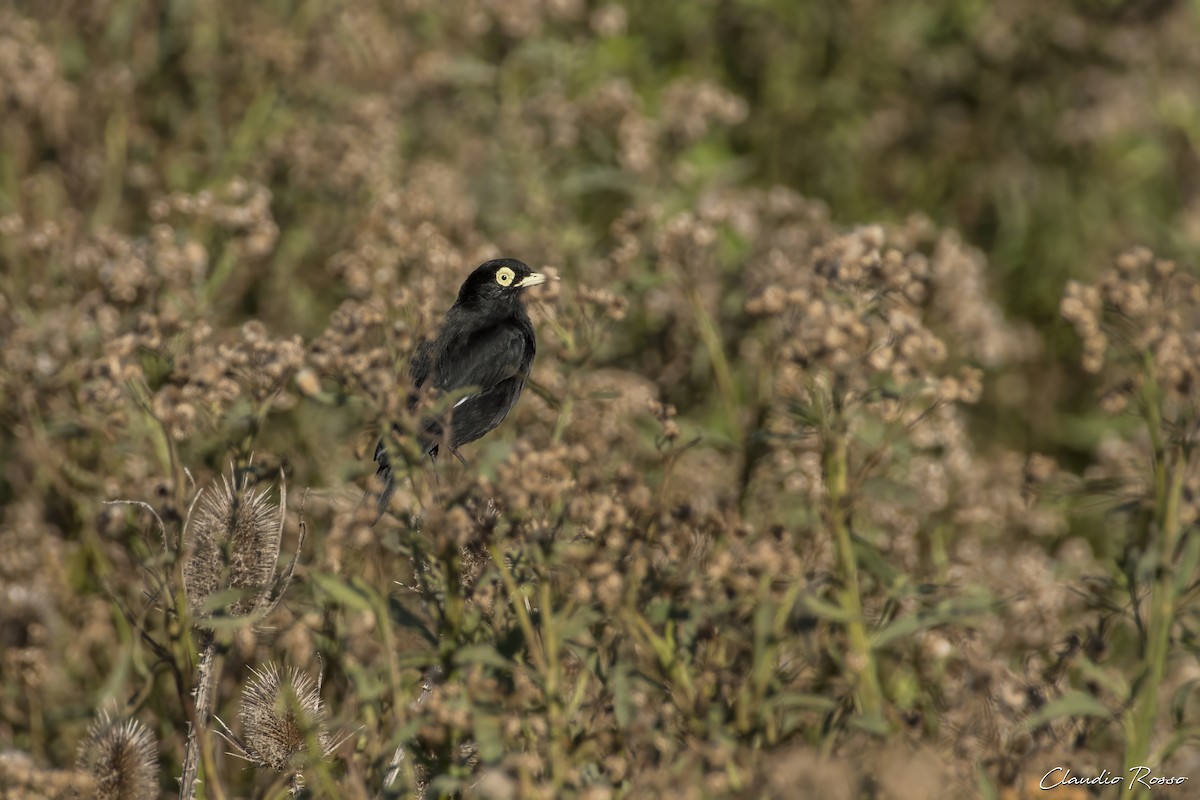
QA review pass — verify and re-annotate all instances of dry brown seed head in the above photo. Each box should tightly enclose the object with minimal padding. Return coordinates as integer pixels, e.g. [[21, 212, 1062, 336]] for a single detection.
[[183, 473, 282, 620], [76, 711, 158, 800], [236, 663, 336, 772]]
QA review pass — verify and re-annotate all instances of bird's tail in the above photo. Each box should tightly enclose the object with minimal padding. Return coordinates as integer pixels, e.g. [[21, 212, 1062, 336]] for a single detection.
[[365, 433, 396, 526], [364, 422, 444, 524]]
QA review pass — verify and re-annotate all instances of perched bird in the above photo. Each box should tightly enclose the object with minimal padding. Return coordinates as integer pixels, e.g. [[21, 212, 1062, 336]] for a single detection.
[[371, 258, 548, 520]]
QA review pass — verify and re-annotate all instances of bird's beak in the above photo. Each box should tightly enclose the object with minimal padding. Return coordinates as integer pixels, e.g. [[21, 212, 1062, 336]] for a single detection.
[[515, 272, 549, 288]]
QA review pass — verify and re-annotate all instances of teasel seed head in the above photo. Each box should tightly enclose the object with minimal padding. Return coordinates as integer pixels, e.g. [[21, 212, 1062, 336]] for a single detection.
[[181, 467, 303, 623], [76, 710, 159, 800], [216, 662, 348, 780]]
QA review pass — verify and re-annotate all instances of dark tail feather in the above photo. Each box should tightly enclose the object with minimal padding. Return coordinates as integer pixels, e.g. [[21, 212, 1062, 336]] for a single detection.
[[368, 422, 445, 523], [369, 437, 396, 526]]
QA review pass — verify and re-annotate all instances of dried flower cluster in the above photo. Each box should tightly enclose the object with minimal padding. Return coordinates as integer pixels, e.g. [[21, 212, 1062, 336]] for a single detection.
[[0, 10, 75, 150], [1062, 248, 1200, 525], [744, 220, 1032, 399], [1062, 246, 1200, 406]]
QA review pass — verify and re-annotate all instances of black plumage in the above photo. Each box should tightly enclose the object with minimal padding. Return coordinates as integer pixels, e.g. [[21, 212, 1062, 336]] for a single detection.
[[372, 258, 547, 519]]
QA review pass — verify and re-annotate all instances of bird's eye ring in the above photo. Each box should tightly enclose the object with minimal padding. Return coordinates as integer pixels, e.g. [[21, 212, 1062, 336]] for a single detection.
[[496, 267, 516, 286]]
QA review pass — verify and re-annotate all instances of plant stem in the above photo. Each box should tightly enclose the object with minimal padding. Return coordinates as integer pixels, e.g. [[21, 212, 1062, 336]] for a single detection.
[[539, 581, 566, 792], [490, 544, 546, 672], [688, 287, 742, 446], [823, 430, 883, 720], [1122, 446, 1185, 799], [180, 629, 217, 800]]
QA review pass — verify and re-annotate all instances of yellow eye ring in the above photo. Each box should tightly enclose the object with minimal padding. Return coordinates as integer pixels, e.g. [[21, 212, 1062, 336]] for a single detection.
[[496, 267, 516, 286]]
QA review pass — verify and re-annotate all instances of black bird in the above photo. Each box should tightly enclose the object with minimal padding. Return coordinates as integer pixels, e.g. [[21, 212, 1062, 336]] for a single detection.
[[371, 258, 547, 520]]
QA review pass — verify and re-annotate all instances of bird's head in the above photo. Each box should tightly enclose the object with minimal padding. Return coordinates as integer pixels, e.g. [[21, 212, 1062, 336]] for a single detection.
[[455, 258, 549, 310]]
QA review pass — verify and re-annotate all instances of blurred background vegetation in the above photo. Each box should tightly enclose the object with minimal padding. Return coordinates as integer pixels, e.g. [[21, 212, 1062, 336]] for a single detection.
[[5, 0, 1200, 455], [3, 1, 1200, 798]]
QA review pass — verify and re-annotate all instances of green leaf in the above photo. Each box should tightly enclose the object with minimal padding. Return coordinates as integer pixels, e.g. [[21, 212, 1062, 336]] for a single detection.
[[1021, 690, 1112, 730], [853, 534, 902, 588], [848, 711, 890, 736], [137, 346, 174, 390], [562, 166, 636, 196], [1076, 653, 1129, 699], [474, 714, 504, 763], [870, 596, 993, 649], [558, 606, 601, 643], [764, 692, 837, 713], [1174, 530, 1200, 595], [976, 768, 1000, 800], [199, 586, 255, 609], [396, 651, 439, 671], [427, 774, 464, 795], [613, 664, 633, 730], [442, 55, 496, 86], [644, 598, 672, 626], [1155, 725, 1200, 763], [198, 612, 263, 632], [388, 596, 438, 647], [753, 598, 773, 652], [800, 593, 854, 623], [311, 573, 379, 613], [1171, 678, 1200, 725], [453, 645, 514, 671]]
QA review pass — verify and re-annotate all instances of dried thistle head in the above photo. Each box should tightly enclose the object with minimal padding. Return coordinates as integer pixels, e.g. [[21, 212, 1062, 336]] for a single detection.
[[76, 710, 158, 800], [218, 663, 346, 778], [182, 468, 301, 623]]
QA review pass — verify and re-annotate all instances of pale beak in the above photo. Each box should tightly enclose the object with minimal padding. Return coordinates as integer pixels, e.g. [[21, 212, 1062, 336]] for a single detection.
[[515, 272, 548, 288]]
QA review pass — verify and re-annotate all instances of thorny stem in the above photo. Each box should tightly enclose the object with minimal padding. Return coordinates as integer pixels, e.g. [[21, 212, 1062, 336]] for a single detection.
[[822, 428, 884, 722], [384, 669, 431, 793], [180, 629, 218, 800]]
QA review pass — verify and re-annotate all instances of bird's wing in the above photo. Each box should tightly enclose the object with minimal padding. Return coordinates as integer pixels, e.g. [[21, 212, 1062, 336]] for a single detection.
[[433, 322, 531, 396], [409, 339, 436, 389]]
